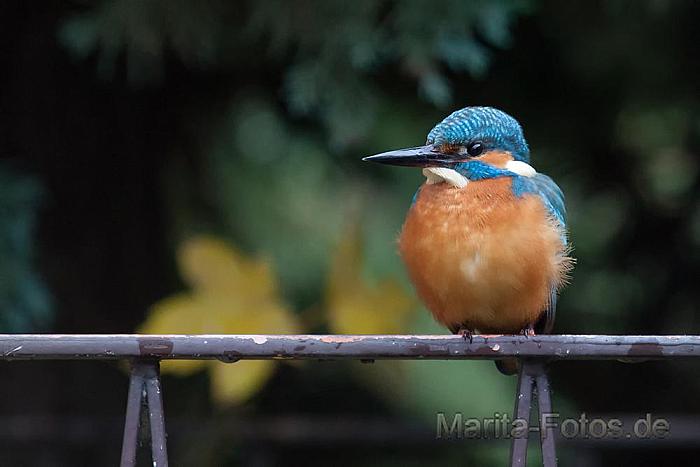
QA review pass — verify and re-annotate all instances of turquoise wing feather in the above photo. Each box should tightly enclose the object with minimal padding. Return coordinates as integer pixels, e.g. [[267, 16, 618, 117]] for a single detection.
[[512, 172, 568, 333], [513, 173, 567, 239]]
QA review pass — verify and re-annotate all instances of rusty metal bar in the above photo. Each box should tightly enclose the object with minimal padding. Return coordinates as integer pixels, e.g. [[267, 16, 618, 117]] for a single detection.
[[3, 333, 697, 466], [1, 334, 699, 361], [0, 334, 700, 467]]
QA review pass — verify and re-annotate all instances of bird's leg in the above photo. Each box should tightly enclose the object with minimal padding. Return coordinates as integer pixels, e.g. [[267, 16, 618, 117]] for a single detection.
[[457, 327, 474, 344], [520, 323, 536, 338]]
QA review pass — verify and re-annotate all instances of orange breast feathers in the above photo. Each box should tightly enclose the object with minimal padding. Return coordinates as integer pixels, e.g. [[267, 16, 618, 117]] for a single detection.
[[398, 177, 570, 333]]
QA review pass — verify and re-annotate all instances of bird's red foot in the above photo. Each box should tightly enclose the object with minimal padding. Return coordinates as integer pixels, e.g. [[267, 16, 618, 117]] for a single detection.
[[457, 328, 474, 344]]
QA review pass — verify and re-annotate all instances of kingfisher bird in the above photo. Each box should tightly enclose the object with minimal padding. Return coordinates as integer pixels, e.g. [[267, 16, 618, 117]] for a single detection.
[[364, 106, 572, 374]]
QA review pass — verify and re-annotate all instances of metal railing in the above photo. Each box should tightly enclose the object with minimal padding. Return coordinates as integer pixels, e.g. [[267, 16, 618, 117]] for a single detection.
[[2, 334, 699, 466]]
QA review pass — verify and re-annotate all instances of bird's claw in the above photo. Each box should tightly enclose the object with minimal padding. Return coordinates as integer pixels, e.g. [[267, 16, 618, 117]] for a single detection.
[[520, 325, 536, 338], [457, 328, 473, 344]]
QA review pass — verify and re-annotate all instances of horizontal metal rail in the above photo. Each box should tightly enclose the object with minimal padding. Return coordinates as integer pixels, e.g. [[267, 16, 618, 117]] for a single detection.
[[0, 334, 698, 361], [2, 334, 698, 467]]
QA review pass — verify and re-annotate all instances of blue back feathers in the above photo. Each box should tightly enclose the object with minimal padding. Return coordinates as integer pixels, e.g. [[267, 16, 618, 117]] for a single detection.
[[512, 173, 568, 243], [427, 107, 530, 162]]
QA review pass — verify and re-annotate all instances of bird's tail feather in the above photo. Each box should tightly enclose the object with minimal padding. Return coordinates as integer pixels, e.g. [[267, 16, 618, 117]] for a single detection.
[[495, 358, 520, 375]]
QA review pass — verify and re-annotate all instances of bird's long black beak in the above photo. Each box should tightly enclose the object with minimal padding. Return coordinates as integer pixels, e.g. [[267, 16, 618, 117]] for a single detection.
[[362, 145, 456, 168]]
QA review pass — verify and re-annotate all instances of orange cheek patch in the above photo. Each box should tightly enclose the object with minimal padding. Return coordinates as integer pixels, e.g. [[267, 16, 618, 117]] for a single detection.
[[475, 150, 514, 168]]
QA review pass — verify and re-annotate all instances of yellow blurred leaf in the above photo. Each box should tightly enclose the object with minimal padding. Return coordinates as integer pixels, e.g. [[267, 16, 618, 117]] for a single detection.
[[327, 224, 415, 334], [330, 278, 414, 334], [215, 299, 301, 334], [140, 293, 207, 334], [140, 235, 302, 404], [209, 360, 275, 406], [177, 235, 277, 300], [326, 223, 363, 303]]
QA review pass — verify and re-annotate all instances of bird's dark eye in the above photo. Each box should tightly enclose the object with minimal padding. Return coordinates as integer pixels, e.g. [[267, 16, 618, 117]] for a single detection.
[[466, 141, 484, 157]]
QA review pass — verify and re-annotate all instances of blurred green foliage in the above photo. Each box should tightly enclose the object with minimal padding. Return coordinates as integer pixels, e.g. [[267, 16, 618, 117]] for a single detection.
[[0, 0, 698, 465], [54, 2, 549, 463], [59, 0, 531, 147], [0, 166, 51, 331]]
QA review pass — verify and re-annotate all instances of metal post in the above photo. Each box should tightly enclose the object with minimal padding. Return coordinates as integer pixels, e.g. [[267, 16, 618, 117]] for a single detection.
[[120, 360, 169, 467], [510, 361, 534, 467], [144, 361, 168, 467], [535, 368, 557, 467], [510, 360, 557, 467], [120, 362, 145, 467]]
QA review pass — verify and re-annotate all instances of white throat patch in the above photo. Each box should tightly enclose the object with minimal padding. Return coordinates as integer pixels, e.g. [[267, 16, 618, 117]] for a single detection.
[[422, 160, 537, 188], [422, 167, 468, 188], [505, 160, 537, 177]]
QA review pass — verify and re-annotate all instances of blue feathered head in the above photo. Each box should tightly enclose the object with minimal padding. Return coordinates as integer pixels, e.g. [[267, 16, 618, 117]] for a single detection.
[[363, 106, 530, 168], [427, 107, 530, 162]]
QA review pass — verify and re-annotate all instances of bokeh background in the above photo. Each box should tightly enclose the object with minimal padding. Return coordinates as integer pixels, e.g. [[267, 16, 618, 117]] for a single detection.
[[1, 0, 699, 465]]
